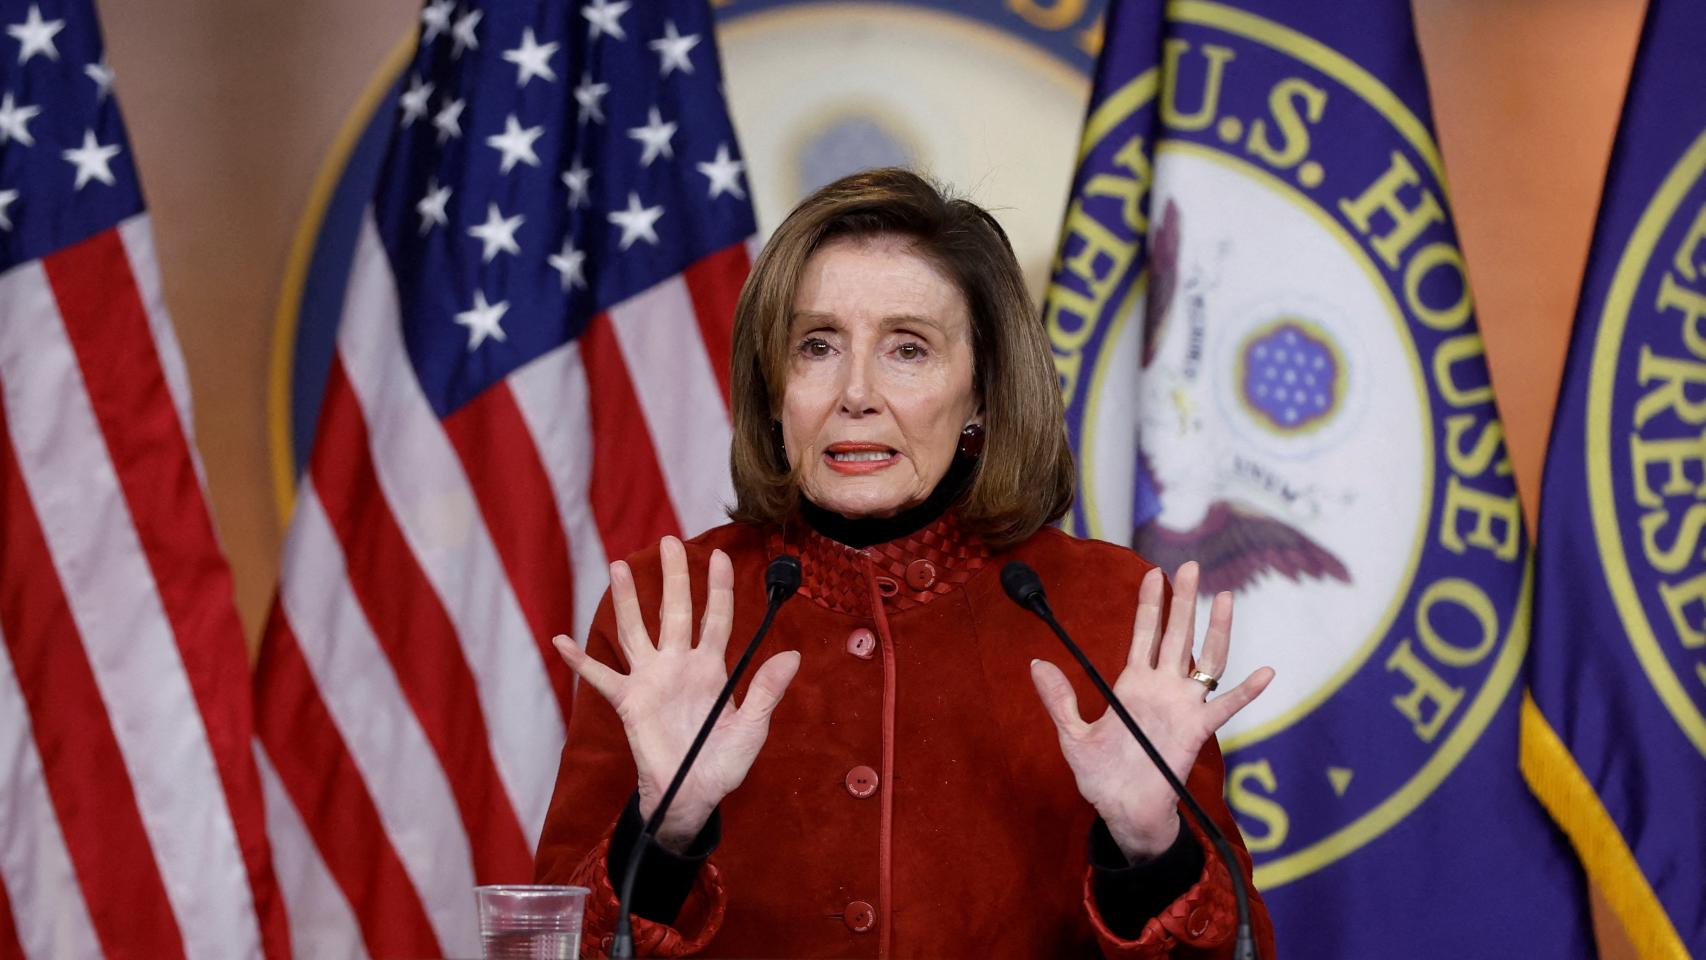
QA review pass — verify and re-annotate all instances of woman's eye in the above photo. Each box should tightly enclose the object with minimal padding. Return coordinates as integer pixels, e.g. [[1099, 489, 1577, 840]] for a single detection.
[[895, 341, 926, 360], [798, 337, 832, 358]]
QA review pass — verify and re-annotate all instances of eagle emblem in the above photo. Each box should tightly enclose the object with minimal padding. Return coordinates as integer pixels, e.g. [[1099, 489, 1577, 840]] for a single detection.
[[1133, 198, 1352, 596]]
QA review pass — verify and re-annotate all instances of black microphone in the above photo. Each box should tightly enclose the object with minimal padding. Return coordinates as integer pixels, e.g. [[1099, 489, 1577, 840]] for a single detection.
[[1001, 561, 1258, 960], [609, 555, 802, 959], [765, 554, 803, 603]]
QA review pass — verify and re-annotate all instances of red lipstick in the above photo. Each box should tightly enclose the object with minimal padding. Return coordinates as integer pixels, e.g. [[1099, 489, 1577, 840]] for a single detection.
[[823, 441, 900, 475]]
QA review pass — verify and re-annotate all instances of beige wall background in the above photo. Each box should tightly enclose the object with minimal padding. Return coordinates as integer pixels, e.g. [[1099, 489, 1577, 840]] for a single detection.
[[92, 0, 1647, 953]]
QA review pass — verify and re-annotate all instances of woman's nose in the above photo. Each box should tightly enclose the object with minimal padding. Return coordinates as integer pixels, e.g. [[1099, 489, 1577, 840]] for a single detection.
[[838, 355, 880, 416]]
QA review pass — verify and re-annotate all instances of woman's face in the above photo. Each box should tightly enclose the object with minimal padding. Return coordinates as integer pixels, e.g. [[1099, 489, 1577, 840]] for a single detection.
[[781, 234, 979, 519]]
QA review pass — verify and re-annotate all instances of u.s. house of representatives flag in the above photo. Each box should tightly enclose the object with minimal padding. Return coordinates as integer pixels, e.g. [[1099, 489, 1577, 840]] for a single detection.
[[0, 0, 287, 957], [254, 0, 756, 955], [1526, 0, 1706, 953], [1046, 0, 1592, 953]]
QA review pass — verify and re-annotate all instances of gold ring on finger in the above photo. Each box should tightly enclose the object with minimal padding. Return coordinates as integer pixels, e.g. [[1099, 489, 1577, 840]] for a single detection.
[[1188, 670, 1220, 692]]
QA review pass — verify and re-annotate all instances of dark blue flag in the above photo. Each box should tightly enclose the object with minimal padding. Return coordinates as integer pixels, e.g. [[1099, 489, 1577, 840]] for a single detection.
[[1046, 0, 1594, 953], [1528, 0, 1706, 953]]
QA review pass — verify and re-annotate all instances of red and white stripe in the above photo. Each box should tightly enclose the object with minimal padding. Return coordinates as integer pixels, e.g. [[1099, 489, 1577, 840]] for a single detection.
[[0, 218, 287, 959], [258, 211, 748, 957]]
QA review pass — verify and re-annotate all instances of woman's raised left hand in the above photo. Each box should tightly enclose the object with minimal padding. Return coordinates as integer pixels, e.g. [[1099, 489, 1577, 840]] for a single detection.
[[1028, 561, 1274, 863]]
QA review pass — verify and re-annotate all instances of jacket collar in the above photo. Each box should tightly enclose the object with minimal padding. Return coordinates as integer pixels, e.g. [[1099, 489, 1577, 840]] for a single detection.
[[771, 510, 990, 617]]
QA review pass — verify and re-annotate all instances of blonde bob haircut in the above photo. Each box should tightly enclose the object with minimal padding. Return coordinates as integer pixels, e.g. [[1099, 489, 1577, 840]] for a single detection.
[[727, 167, 1075, 548]]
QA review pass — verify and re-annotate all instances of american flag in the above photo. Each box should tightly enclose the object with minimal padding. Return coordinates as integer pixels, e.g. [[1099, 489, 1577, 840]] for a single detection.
[[254, 0, 756, 954], [0, 1, 288, 957]]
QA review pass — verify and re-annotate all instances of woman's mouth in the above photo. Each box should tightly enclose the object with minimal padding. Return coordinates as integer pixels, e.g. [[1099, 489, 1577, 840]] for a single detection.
[[824, 443, 899, 474]]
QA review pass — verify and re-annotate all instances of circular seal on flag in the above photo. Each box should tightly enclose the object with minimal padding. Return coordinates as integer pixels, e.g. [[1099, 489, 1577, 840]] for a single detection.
[[1050, 1, 1530, 888], [1585, 129, 1706, 761]]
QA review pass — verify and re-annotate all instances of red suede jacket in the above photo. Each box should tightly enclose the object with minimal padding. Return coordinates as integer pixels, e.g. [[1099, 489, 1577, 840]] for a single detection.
[[534, 514, 1276, 958]]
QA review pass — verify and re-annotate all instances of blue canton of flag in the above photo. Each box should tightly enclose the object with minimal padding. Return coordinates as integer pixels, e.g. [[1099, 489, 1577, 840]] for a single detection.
[[1527, 0, 1706, 953], [374, 0, 755, 417], [1046, 0, 1594, 954], [0, 0, 139, 267], [254, 1, 758, 955]]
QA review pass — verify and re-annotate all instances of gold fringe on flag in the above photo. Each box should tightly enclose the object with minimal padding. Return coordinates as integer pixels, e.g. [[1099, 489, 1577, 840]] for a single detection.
[[1520, 693, 1690, 960]]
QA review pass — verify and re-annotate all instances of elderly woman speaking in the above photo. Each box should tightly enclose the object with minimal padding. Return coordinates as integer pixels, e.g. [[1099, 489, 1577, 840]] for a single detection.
[[534, 168, 1277, 958]]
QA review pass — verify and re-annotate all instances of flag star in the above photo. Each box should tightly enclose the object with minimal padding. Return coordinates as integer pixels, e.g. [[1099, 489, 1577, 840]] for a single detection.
[[607, 191, 663, 250], [502, 27, 558, 87], [582, 0, 630, 41], [561, 159, 592, 209], [84, 58, 115, 99], [485, 113, 544, 174], [548, 237, 587, 290], [467, 202, 523, 261], [696, 142, 747, 200], [451, 7, 482, 58], [62, 130, 121, 190], [433, 97, 466, 142], [627, 107, 677, 167], [0, 92, 40, 147], [420, 0, 455, 44], [416, 178, 451, 233], [398, 75, 434, 127], [649, 20, 700, 77], [573, 73, 610, 125], [454, 290, 509, 351], [7, 5, 64, 65], [0, 189, 17, 230]]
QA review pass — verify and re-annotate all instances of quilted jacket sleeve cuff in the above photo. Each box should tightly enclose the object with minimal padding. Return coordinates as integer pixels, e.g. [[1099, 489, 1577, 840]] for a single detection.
[[608, 793, 721, 924], [1084, 811, 1240, 958], [1087, 812, 1204, 939], [566, 829, 726, 958]]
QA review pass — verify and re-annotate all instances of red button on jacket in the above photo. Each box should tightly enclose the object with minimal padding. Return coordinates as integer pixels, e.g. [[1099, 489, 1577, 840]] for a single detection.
[[843, 900, 876, 933], [844, 765, 878, 798], [846, 628, 876, 659], [905, 558, 937, 590]]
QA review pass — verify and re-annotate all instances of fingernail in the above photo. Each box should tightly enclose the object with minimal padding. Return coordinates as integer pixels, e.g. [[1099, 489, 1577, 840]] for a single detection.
[[1030, 658, 1041, 668]]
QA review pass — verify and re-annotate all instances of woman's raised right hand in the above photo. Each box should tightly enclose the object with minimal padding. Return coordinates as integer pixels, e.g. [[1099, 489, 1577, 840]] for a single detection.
[[551, 536, 801, 852]]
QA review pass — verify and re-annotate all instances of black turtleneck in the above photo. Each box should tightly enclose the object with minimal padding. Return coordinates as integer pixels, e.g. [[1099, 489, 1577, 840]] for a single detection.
[[796, 448, 975, 547], [606, 455, 1205, 939]]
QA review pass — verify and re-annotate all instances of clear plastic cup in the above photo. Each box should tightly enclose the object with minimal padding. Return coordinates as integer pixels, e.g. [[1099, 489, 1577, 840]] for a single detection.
[[474, 884, 588, 960]]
